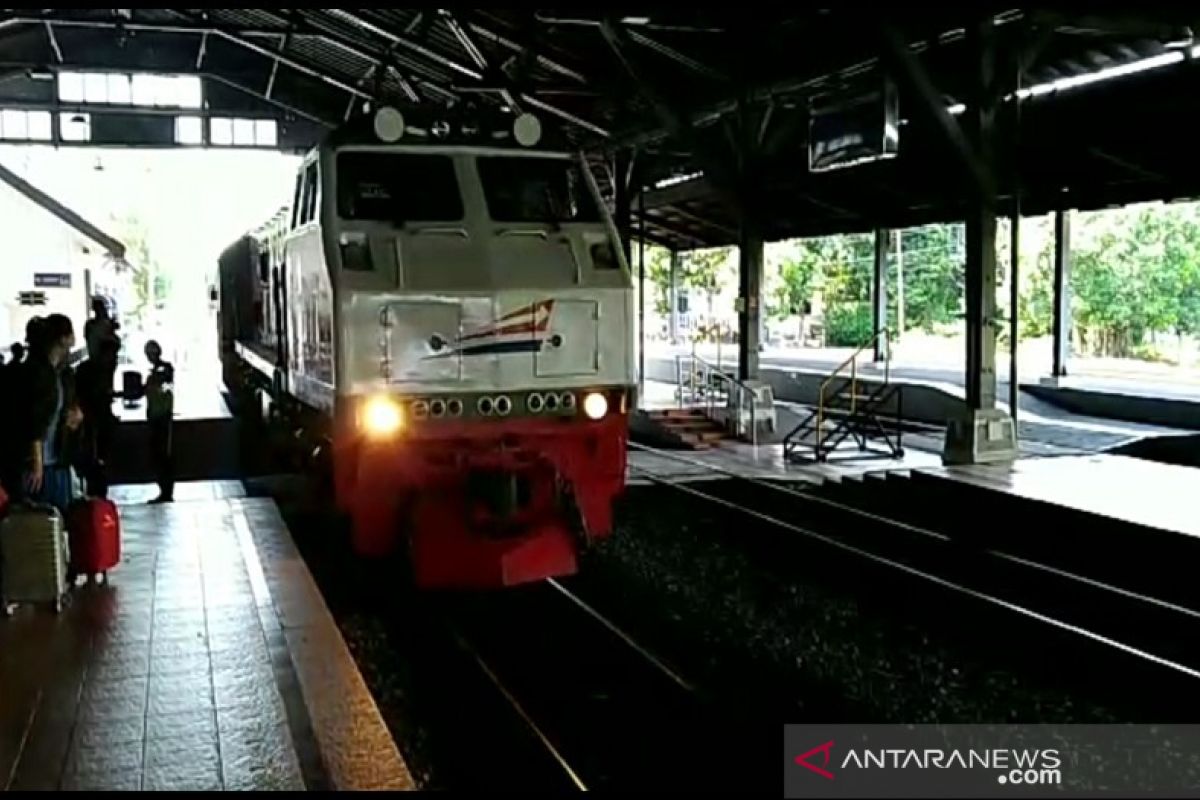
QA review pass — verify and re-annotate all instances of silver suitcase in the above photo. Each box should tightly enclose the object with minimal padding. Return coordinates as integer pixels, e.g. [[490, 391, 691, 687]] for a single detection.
[[1, 503, 69, 613]]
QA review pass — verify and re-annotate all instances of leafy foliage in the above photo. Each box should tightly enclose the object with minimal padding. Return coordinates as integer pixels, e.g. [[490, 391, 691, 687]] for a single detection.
[[637, 200, 1200, 364]]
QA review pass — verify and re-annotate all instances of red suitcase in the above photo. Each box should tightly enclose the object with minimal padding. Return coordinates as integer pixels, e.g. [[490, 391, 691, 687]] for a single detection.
[[67, 498, 121, 582]]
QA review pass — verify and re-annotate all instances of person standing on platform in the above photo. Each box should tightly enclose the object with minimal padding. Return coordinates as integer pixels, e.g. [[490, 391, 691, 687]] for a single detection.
[[144, 340, 175, 504], [84, 295, 120, 393], [19, 314, 83, 513], [76, 338, 120, 498], [1, 338, 33, 497]]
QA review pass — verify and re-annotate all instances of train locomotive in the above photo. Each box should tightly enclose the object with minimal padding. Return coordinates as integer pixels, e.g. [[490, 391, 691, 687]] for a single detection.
[[218, 106, 635, 589]]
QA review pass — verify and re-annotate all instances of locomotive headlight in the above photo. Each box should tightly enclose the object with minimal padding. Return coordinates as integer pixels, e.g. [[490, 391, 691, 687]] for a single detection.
[[362, 395, 404, 438], [582, 392, 608, 420]]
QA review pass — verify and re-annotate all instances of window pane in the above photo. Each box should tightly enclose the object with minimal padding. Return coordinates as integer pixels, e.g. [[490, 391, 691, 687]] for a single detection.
[[84, 72, 108, 103], [175, 115, 203, 145], [210, 117, 232, 146], [336, 153, 463, 221], [27, 110, 51, 141], [177, 76, 202, 108], [1, 110, 27, 139], [232, 117, 256, 146], [59, 71, 85, 102], [107, 73, 131, 104], [132, 74, 156, 106], [255, 119, 277, 147], [477, 156, 600, 223], [60, 112, 90, 142]]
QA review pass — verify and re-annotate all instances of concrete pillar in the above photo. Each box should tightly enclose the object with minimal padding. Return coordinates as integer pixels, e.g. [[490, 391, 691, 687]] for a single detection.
[[943, 15, 1017, 465], [737, 221, 763, 381], [668, 250, 680, 344], [872, 227, 889, 362], [1051, 209, 1072, 378]]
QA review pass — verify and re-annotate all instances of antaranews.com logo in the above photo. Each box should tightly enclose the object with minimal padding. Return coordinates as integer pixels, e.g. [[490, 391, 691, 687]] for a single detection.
[[793, 738, 1061, 787], [784, 725, 1200, 798]]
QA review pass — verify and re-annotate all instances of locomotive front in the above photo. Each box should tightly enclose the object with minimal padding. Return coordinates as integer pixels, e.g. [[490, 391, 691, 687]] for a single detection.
[[301, 108, 634, 588]]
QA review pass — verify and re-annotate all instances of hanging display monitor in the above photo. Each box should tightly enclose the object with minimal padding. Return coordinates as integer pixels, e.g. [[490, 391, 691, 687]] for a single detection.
[[808, 78, 899, 173]]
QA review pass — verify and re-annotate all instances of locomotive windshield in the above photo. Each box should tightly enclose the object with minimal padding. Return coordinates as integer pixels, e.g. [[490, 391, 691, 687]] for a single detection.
[[336, 153, 464, 221], [478, 157, 601, 224]]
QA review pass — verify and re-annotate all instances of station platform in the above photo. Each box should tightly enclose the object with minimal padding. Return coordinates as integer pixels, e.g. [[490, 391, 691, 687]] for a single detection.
[[921, 453, 1200, 540], [627, 439, 941, 486], [0, 482, 411, 791]]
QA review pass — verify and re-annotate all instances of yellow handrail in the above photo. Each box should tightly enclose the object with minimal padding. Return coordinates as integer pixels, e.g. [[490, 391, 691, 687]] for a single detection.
[[815, 328, 891, 453]]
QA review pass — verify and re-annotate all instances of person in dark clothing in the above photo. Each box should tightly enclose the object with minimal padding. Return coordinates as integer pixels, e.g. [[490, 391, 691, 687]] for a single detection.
[[75, 337, 120, 498], [144, 340, 175, 504], [17, 314, 82, 513], [1, 338, 32, 497]]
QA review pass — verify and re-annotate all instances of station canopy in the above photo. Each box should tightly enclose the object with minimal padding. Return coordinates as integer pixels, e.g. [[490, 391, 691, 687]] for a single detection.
[[1, 8, 1197, 248]]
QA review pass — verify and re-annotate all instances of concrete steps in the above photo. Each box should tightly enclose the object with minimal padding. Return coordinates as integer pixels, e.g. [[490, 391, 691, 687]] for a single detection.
[[642, 408, 730, 450]]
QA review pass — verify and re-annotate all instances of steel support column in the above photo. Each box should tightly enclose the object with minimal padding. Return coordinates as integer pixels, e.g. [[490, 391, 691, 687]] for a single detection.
[[943, 15, 1017, 465], [668, 250, 681, 344], [1051, 209, 1072, 378], [873, 228, 889, 362], [638, 188, 647, 401], [1009, 50, 1024, 423], [962, 24, 999, 412], [737, 219, 763, 381]]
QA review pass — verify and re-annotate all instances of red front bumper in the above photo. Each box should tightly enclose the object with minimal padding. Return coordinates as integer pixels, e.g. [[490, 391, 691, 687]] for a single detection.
[[333, 413, 628, 588]]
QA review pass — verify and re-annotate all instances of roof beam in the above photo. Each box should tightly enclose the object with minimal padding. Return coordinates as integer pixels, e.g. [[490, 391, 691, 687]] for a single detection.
[[520, 93, 610, 137], [44, 20, 63, 63], [467, 15, 587, 84], [6, 12, 381, 105], [879, 21, 991, 196], [599, 18, 743, 216], [323, 9, 483, 81], [168, 11, 376, 102], [633, 212, 712, 249], [626, 28, 725, 82], [438, 10, 488, 72], [642, 177, 714, 208], [289, 10, 421, 102], [0, 159, 125, 258], [205, 71, 335, 127], [659, 204, 737, 237]]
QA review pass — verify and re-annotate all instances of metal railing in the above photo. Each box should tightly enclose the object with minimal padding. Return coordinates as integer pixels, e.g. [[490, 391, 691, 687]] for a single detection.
[[815, 328, 891, 454], [673, 352, 761, 446]]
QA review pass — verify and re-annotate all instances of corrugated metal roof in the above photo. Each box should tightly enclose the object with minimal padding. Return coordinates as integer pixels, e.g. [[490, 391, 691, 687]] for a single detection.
[[2, 8, 1198, 245]]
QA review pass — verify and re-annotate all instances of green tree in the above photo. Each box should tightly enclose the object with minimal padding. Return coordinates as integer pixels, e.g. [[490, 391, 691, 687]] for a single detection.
[[109, 214, 161, 325], [770, 244, 820, 321], [899, 224, 964, 332], [643, 244, 673, 316], [1071, 205, 1184, 358], [681, 246, 733, 318]]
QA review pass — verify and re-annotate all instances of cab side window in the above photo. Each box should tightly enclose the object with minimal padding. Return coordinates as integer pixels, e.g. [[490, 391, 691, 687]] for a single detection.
[[289, 172, 303, 229], [298, 162, 319, 226]]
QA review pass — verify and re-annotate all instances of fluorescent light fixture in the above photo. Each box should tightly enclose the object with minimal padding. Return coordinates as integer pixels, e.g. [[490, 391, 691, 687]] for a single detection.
[[947, 103, 966, 115], [1164, 27, 1193, 49], [621, 16, 651, 25], [653, 171, 703, 189]]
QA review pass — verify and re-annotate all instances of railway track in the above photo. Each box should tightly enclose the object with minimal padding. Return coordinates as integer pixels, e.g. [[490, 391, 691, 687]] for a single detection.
[[626, 443, 1200, 710], [443, 576, 749, 792]]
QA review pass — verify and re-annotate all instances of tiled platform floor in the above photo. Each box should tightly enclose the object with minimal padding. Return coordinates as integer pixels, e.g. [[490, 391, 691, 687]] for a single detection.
[[0, 484, 411, 791]]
